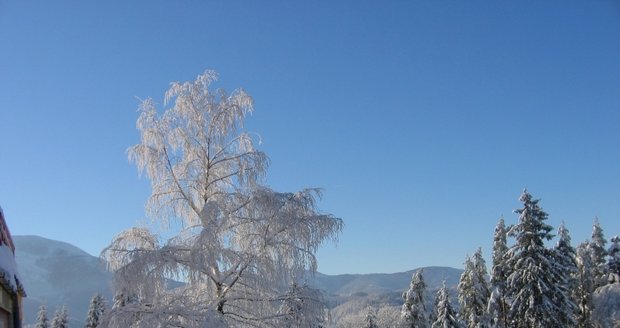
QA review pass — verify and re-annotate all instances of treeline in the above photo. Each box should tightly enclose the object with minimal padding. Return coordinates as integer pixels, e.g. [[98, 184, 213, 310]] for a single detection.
[[352, 190, 619, 328], [32, 294, 105, 328]]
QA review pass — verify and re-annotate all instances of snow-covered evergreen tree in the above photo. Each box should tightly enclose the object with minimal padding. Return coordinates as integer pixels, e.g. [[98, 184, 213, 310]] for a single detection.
[[51, 306, 69, 328], [470, 249, 490, 327], [552, 222, 577, 327], [101, 71, 343, 327], [608, 236, 620, 283], [432, 281, 462, 328], [505, 190, 562, 328], [458, 249, 490, 328], [36, 305, 50, 328], [590, 217, 608, 287], [85, 293, 106, 328], [487, 218, 508, 328], [363, 306, 379, 328], [402, 269, 428, 328], [573, 242, 595, 328]]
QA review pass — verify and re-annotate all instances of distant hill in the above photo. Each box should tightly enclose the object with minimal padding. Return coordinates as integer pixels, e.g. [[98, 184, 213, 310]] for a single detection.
[[309, 266, 462, 297], [14, 235, 113, 327], [13, 235, 462, 326], [13, 235, 620, 327]]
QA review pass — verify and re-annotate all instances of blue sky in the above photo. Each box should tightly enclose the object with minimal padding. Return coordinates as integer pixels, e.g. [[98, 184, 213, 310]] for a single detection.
[[1, 1, 619, 275]]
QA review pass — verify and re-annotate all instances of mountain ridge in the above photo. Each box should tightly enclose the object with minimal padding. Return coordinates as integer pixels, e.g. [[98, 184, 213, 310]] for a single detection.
[[13, 235, 462, 326]]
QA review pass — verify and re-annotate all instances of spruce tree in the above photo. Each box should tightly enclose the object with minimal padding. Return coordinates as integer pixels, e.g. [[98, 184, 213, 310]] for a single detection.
[[432, 281, 462, 328], [552, 222, 577, 327], [487, 217, 508, 328], [85, 293, 106, 328], [608, 236, 620, 283], [573, 242, 595, 328], [51, 306, 69, 328], [36, 305, 49, 328], [590, 217, 608, 287], [402, 269, 428, 328], [458, 256, 474, 325], [505, 190, 561, 328], [458, 249, 490, 328], [363, 306, 379, 328]]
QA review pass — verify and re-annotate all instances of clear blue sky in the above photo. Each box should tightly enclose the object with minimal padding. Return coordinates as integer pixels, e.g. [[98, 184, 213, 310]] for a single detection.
[[1, 1, 619, 275]]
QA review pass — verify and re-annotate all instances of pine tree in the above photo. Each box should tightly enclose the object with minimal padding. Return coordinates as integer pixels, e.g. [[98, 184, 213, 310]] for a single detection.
[[432, 281, 462, 328], [505, 190, 562, 328], [51, 306, 69, 328], [363, 306, 379, 328], [402, 269, 428, 328], [36, 305, 49, 328], [590, 217, 608, 287], [85, 293, 106, 328], [608, 236, 620, 283], [458, 256, 474, 324], [552, 222, 577, 327], [573, 242, 595, 328], [458, 250, 490, 328], [487, 218, 509, 328]]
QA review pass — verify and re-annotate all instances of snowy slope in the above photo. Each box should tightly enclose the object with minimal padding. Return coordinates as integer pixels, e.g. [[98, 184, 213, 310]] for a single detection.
[[13, 235, 463, 326], [13, 235, 113, 327]]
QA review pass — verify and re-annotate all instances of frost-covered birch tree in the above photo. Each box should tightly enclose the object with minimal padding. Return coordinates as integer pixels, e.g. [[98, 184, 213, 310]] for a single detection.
[[402, 269, 428, 328], [101, 71, 343, 328], [276, 283, 326, 328]]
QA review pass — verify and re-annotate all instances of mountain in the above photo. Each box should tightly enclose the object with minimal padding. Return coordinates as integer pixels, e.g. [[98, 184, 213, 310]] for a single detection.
[[310, 267, 462, 297], [12, 235, 620, 327], [14, 235, 113, 327], [309, 267, 463, 324], [13, 235, 461, 326]]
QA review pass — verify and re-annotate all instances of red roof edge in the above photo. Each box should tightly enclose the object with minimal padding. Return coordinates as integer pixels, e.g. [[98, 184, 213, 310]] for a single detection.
[[0, 207, 16, 253]]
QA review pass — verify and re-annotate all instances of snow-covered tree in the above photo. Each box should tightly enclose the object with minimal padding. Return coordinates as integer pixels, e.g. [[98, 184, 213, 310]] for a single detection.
[[458, 249, 490, 328], [487, 218, 508, 328], [505, 190, 562, 328], [363, 306, 379, 328], [376, 305, 401, 328], [552, 222, 577, 327], [277, 282, 326, 328], [101, 71, 343, 327], [573, 242, 595, 328], [85, 293, 106, 328], [36, 305, 50, 328], [590, 218, 608, 287], [51, 306, 69, 328], [432, 281, 462, 328], [608, 236, 620, 283], [402, 269, 428, 328]]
